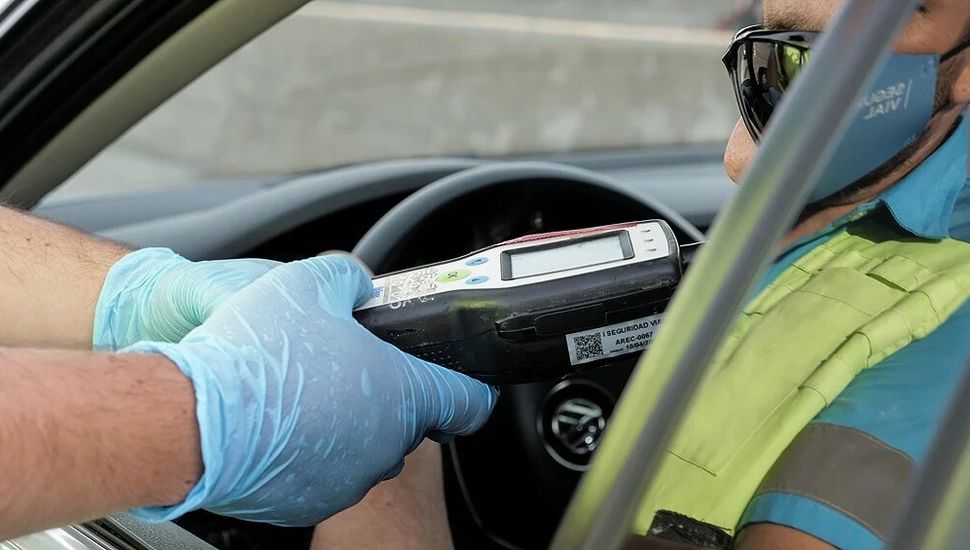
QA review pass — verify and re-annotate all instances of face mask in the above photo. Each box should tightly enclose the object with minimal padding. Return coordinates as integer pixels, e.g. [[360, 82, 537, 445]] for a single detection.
[[807, 52, 939, 203]]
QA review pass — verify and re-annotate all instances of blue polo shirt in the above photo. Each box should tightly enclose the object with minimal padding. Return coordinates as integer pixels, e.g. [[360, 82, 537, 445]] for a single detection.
[[738, 117, 970, 549]]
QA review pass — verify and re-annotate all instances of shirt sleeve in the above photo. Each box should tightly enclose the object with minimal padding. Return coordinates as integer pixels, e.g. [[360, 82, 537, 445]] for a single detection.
[[738, 299, 970, 548]]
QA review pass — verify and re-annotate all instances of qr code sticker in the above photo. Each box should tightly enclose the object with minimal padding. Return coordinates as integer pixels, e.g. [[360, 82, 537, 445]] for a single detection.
[[573, 333, 604, 362]]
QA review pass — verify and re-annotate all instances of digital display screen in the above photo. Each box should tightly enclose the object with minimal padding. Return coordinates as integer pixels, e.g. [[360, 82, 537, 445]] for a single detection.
[[508, 234, 627, 279]]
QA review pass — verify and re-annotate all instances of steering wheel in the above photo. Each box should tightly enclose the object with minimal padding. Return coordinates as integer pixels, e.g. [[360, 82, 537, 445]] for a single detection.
[[353, 161, 702, 272], [351, 161, 702, 550]]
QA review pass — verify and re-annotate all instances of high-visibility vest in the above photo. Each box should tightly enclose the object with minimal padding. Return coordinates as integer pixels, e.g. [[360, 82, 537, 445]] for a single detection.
[[634, 217, 970, 535]]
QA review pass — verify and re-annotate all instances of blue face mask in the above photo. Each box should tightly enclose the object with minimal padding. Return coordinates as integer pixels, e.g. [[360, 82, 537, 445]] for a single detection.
[[807, 52, 940, 203]]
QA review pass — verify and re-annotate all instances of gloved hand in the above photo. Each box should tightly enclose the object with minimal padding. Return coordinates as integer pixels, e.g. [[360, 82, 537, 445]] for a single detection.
[[124, 254, 498, 526], [94, 248, 279, 350]]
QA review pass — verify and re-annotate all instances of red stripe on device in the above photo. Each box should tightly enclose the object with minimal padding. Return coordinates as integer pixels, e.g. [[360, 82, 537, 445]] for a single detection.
[[500, 222, 640, 246]]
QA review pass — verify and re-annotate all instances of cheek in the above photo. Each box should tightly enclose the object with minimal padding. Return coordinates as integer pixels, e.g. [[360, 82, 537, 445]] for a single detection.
[[724, 119, 758, 184]]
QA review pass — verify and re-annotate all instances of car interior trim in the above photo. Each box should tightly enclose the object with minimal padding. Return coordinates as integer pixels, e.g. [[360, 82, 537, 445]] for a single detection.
[[0, 0, 310, 207]]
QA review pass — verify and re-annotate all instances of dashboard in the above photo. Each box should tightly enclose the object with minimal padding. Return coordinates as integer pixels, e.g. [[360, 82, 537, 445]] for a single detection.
[[33, 148, 734, 550]]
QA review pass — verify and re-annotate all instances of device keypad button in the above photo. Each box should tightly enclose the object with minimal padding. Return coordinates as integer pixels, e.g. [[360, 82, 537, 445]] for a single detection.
[[437, 269, 472, 283]]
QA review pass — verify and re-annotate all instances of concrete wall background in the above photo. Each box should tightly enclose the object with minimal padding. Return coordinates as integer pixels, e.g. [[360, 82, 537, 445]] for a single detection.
[[52, 0, 745, 199]]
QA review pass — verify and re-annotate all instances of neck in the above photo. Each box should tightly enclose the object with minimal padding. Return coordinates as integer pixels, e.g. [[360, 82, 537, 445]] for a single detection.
[[781, 106, 965, 248]]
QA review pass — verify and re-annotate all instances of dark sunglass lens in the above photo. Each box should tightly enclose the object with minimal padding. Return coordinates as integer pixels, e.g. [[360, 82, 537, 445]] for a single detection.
[[734, 39, 811, 139]]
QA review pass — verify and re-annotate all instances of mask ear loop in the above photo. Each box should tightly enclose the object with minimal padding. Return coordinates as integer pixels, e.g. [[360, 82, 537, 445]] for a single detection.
[[931, 37, 970, 117], [941, 36, 970, 62]]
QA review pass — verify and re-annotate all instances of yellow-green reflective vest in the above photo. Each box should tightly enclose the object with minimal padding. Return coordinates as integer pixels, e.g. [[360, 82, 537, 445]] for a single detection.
[[635, 217, 970, 535]]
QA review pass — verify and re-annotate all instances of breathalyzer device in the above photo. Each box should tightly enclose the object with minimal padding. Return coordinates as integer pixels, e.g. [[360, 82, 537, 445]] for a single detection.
[[354, 221, 695, 384]]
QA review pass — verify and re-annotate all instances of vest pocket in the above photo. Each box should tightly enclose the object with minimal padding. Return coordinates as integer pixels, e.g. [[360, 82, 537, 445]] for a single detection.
[[667, 268, 898, 476]]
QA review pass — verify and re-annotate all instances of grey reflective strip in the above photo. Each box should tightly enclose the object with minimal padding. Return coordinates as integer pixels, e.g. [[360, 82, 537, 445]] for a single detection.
[[755, 422, 916, 540]]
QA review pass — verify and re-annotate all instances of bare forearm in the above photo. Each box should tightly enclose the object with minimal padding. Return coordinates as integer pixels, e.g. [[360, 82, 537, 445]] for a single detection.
[[312, 440, 454, 550], [0, 348, 201, 539], [0, 206, 128, 348], [736, 524, 836, 550]]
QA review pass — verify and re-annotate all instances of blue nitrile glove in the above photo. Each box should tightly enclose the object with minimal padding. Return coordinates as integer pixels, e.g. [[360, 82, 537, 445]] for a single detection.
[[94, 248, 279, 350], [124, 254, 498, 526]]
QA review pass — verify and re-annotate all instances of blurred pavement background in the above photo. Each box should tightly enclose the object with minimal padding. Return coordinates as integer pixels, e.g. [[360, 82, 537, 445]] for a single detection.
[[51, 0, 751, 199]]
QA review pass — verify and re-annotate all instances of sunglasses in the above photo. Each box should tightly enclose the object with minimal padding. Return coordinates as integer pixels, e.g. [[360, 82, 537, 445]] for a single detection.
[[722, 25, 817, 143], [723, 25, 970, 144]]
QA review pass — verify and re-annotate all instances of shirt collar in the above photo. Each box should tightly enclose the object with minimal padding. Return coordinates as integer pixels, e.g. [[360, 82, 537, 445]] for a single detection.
[[759, 121, 968, 294], [780, 115, 969, 258], [876, 115, 969, 239]]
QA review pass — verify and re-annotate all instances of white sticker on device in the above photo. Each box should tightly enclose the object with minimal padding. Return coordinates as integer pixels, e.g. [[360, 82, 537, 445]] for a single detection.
[[565, 313, 664, 366]]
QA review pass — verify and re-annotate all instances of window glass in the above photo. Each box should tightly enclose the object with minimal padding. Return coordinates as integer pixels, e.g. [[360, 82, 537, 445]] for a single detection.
[[53, 0, 750, 199]]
